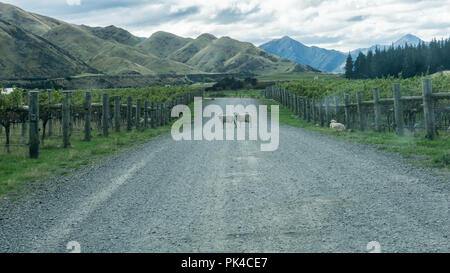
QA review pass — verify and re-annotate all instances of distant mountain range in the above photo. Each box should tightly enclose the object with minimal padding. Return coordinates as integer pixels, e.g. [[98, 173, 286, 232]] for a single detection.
[[349, 34, 425, 58], [260, 36, 347, 73], [0, 2, 312, 80], [260, 34, 426, 73]]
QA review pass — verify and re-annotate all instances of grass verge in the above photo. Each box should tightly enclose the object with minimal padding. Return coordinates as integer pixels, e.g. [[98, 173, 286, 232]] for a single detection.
[[260, 98, 450, 170]]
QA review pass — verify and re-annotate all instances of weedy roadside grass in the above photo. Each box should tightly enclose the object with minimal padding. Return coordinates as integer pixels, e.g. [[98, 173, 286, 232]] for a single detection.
[[261, 98, 450, 170]]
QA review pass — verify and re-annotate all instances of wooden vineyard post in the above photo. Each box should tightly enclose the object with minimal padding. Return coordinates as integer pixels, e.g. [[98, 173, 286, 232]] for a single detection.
[[292, 94, 296, 113], [151, 101, 156, 129], [306, 99, 311, 123], [344, 93, 350, 130], [311, 98, 316, 124], [286, 92, 290, 109], [169, 100, 174, 122], [102, 93, 110, 137], [334, 96, 339, 122], [294, 95, 297, 113], [303, 98, 307, 120], [161, 103, 166, 126], [114, 96, 121, 132], [156, 103, 161, 127], [69, 92, 74, 136], [288, 93, 292, 110], [373, 88, 382, 132], [28, 91, 39, 158], [393, 83, 404, 136], [155, 102, 161, 127], [356, 91, 365, 131], [144, 100, 149, 129], [325, 96, 330, 124], [62, 91, 71, 148], [84, 92, 92, 141], [136, 99, 142, 131], [422, 78, 435, 139], [22, 89, 28, 138], [127, 96, 132, 131], [286, 92, 289, 109], [165, 103, 169, 125], [161, 103, 165, 126], [319, 98, 324, 127], [160, 103, 165, 126], [47, 89, 52, 137]]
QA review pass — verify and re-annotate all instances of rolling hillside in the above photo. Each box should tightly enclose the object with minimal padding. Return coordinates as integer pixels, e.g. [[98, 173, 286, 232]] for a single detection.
[[82, 25, 143, 47], [42, 24, 197, 75], [0, 19, 95, 80], [169, 33, 217, 63], [137, 31, 193, 58], [0, 2, 64, 36]]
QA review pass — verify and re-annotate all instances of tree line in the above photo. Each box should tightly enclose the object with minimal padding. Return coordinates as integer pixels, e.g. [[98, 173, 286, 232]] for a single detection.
[[345, 38, 450, 79], [205, 77, 258, 91]]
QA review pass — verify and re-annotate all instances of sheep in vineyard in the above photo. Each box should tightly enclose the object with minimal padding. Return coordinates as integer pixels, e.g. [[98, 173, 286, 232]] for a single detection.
[[234, 112, 252, 127], [219, 115, 236, 127], [330, 120, 346, 132]]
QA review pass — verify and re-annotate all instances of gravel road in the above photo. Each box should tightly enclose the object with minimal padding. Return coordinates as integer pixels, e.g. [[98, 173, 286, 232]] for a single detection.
[[0, 98, 448, 253]]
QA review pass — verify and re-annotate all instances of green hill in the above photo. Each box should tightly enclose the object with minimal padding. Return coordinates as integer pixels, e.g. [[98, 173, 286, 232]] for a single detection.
[[43, 24, 197, 75], [81, 25, 143, 46], [169, 33, 217, 63], [137, 31, 192, 58], [0, 2, 63, 36], [0, 19, 95, 80]]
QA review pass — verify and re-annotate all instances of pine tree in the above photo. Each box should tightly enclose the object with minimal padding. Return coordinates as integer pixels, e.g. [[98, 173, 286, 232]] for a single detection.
[[354, 52, 367, 78], [344, 53, 354, 79]]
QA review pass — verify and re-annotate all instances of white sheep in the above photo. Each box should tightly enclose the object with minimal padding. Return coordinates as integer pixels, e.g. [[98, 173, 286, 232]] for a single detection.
[[234, 112, 252, 127], [330, 120, 346, 132], [219, 115, 236, 127]]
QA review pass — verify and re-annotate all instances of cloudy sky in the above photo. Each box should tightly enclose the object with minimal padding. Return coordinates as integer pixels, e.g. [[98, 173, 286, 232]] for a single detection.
[[3, 0, 449, 51]]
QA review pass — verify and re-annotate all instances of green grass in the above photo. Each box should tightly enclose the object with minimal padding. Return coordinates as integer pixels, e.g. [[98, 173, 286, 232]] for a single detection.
[[260, 98, 450, 170], [207, 89, 263, 98]]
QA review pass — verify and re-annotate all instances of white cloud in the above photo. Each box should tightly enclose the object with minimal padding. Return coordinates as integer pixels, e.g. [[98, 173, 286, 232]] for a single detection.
[[66, 0, 81, 6], [2, 0, 449, 51]]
